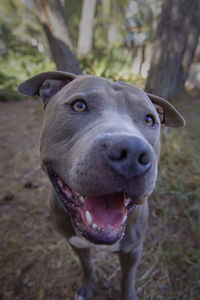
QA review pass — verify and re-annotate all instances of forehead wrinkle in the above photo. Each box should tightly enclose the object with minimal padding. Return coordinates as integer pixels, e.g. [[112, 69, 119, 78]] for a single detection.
[[64, 89, 108, 104], [62, 77, 109, 97], [125, 88, 155, 111], [74, 75, 107, 90]]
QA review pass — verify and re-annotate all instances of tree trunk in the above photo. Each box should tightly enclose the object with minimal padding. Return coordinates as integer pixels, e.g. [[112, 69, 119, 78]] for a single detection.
[[34, 0, 82, 74], [77, 0, 97, 57], [175, 20, 200, 94], [145, 0, 200, 99]]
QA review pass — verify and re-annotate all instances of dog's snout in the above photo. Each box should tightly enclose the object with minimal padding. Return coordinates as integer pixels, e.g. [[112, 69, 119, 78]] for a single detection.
[[104, 136, 152, 179]]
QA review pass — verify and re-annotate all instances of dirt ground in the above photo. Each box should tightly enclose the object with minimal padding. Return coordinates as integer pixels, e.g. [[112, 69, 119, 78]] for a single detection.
[[0, 99, 129, 300], [0, 96, 200, 300]]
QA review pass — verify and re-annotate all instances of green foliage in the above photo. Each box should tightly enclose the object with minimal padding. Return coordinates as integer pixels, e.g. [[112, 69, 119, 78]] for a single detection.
[[95, 0, 127, 48], [80, 47, 146, 90], [0, 32, 55, 101], [0, 0, 55, 102], [0, 73, 21, 102], [80, 47, 130, 78], [0, 0, 158, 102], [64, 0, 82, 46]]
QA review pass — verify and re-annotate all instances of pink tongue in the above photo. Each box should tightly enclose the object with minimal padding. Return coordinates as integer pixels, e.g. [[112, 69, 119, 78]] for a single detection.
[[85, 193, 126, 229]]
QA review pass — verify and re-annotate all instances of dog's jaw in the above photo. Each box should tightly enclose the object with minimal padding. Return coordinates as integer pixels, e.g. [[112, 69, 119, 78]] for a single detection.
[[49, 172, 136, 245]]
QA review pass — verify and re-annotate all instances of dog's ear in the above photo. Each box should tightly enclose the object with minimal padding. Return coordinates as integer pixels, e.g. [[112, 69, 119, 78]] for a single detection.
[[146, 93, 185, 128], [18, 71, 76, 105]]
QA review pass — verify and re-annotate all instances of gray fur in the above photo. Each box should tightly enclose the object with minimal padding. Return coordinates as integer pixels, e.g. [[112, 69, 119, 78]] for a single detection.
[[18, 72, 185, 300]]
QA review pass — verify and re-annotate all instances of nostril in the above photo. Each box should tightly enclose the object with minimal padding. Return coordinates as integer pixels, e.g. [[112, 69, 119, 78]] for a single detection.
[[103, 136, 153, 179], [106, 147, 128, 161], [119, 149, 128, 160], [139, 152, 150, 165]]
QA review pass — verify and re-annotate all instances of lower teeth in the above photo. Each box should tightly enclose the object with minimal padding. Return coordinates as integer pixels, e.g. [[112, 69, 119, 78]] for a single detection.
[[85, 210, 92, 225], [125, 197, 131, 207], [92, 223, 97, 230]]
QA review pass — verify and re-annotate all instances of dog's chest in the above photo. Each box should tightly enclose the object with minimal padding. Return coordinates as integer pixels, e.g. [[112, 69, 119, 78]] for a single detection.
[[69, 235, 120, 252]]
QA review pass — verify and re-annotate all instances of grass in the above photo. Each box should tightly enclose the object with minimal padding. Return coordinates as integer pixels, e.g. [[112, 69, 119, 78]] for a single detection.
[[139, 93, 200, 299]]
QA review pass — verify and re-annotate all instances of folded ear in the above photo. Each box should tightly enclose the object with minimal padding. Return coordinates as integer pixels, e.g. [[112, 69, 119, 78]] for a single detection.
[[18, 71, 76, 105], [146, 93, 185, 128]]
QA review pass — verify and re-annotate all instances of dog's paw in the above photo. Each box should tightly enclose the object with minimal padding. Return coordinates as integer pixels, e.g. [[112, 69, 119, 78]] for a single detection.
[[75, 295, 85, 300], [75, 286, 93, 300]]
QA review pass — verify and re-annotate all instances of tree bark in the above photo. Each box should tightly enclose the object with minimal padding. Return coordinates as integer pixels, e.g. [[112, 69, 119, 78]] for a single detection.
[[77, 0, 97, 57], [145, 0, 200, 99], [34, 0, 82, 74]]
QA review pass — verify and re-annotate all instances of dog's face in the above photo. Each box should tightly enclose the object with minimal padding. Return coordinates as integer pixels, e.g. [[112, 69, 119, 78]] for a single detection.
[[18, 71, 185, 245]]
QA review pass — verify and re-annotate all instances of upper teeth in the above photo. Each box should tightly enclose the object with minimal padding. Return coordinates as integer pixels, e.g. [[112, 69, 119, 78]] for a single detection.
[[125, 196, 131, 207], [122, 215, 127, 223], [85, 210, 92, 226], [79, 196, 85, 203]]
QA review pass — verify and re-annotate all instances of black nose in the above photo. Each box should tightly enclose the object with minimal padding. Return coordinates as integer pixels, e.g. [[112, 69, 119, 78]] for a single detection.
[[104, 136, 152, 179]]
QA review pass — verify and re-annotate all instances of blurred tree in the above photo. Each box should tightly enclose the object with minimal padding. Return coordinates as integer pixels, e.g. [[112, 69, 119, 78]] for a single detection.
[[78, 0, 97, 57], [64, 0, 82, 47], [145, 0, 200, 99], [0, 0, 56, 101], [33, 0, 82, 74]]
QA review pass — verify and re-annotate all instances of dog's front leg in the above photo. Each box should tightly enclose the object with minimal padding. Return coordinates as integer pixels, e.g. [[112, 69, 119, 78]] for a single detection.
[[119, 244, 142, 300], [72, 246, 94, 300]]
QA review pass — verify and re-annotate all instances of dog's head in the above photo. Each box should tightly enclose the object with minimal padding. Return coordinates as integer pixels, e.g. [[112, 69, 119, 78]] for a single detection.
[[18, 71, 185, 244]]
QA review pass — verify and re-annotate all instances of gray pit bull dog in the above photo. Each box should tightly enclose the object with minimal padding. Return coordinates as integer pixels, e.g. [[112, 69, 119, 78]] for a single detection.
[[18, 71, 185, 300]]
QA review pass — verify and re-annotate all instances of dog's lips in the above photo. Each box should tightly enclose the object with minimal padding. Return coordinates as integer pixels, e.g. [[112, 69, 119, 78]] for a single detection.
[[51, 173, 136, 244]]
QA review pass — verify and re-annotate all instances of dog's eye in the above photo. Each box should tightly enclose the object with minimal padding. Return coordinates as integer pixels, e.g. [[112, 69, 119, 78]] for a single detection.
[[70, 99, 88, 112], [145, 115, 155, 126]]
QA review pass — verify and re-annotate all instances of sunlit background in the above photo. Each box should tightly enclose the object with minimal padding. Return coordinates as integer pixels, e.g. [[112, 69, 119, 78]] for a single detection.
[[0, 1, 200, 299]]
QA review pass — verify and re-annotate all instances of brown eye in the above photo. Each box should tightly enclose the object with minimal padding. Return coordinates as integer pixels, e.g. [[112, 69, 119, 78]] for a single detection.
[[145, 115, 155, 126], [71, 100, 88, 112]]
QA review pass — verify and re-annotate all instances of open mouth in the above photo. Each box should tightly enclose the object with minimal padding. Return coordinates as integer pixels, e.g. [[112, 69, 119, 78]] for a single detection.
[[50, 173, 136, 245]]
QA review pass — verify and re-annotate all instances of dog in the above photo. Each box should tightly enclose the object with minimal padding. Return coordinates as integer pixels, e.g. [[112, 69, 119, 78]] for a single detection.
[[18, 71, 185, 300]]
